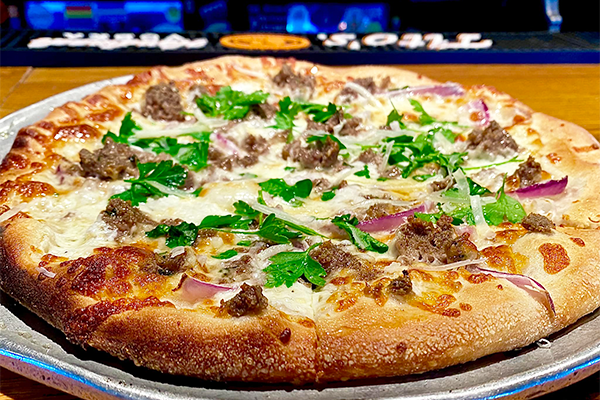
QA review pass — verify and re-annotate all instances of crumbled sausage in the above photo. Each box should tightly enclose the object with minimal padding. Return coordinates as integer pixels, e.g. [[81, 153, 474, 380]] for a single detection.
[[243, 134, 269, 155], [156, 249, 190, 275], [429, 177, 452, 192], [521, 213, 555, 233], [220, 255, 253, 283], [467, 121, 518, 156], [363, 203, 405, 221], [306, 111, 344, 134], [395, 215, 479, 264], [244, 103, 277, 120], [511, 156, 542, 188], [380, 166, 403, 179], [282, 136, 340, 169], [101, 199, 156, 239], [340, 77, 390, 99], [220, 283, 268, 317], [339, 117, 363, 136], [389, 270, 412, 296], [272, 64, 315, 92], [311, 178, 331, 193], [209, 145, 259, 171], [142, 82, 185, 122], [358, 149, 383, 166], [79, 138, 138, 180], [310, 241, 379, 281]]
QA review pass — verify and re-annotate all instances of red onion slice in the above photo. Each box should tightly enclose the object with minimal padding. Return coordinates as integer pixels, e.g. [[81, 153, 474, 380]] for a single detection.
[[465, 99, 490, 128], [513, 176, 568, 198], [358, 203, 430, 233], [466, 266, 556, 316], [387, 83, 466, 98], [176, 275, 233, 303], [213, 133, 240, 154]]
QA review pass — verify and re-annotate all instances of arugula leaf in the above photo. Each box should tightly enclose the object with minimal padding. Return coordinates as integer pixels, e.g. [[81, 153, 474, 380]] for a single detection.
[[409, 99, 436, 125], [259, 178, 313, 206], [306, 134, 347, 150], [354, 165, 371, 179], [103, 112, 141, 144], [312, 103, 339, 123], [146, 221, 199, 248], [256, 214, 303, 243], [430, 126, 458, 143], [386, 103, 407, 129], [414, 212, 441, 223], [263, 243, 326, 288], [195, 86, 269, 120], [321, 190, 336, 201], [236, 240, 252, 246], [462, 156, 524, 171], [445, 177, 491, 196], [111, 161, 188, 206], [331, 214, 388, 253], [212, 249, 238, 259], [270, 97, 302, 132], [482, 179, 526, 225], [133, 132, 211, 171], [198, 214, 253, 230], [284, 166, 296, 172], [233, 200, 261, 218]]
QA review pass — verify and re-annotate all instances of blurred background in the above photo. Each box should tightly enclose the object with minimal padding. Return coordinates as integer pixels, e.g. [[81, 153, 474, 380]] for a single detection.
[[1, 0, 598, 33], [0, 1, 598, 66]]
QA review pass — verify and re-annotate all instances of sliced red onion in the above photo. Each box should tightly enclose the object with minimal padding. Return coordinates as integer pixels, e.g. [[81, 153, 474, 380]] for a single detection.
[[513, 176, 568, 198], [213, 133, 240, 154], [465, 99, 490, 128], [387, 83, 465, 98], [176, 275, 233, 303], [466, 266, 556, 316], [358, 203, 430, 233]]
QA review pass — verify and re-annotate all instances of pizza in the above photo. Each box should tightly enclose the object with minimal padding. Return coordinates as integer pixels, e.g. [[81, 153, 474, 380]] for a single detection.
[[0, 56, 599, 384]]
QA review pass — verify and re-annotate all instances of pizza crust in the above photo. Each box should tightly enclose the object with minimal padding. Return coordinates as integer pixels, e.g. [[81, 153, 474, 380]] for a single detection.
[[1, 56, 600, 383]]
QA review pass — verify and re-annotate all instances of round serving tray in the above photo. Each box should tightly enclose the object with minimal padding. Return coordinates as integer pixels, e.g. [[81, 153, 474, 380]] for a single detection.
[[0, 76, 599, 400]]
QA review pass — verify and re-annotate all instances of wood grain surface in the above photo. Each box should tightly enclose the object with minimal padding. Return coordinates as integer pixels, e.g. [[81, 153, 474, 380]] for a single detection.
[[0, 64, 598, 400]]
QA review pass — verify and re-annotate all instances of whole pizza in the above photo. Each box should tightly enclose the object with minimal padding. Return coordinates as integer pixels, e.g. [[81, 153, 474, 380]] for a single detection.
[[0, 56, 599, 384]]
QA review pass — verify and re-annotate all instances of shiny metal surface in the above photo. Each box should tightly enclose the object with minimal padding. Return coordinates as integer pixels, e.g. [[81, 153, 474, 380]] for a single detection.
[[0, 77, 599, 400]]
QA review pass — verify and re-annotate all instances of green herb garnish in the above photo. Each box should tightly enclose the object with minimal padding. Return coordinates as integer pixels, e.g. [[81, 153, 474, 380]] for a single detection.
[[212, 249, 239, 259], [258, 178, 313, 206], [263, 243, 326, 288], [195, 86, 269, 120], [331, 214, 388, 253]]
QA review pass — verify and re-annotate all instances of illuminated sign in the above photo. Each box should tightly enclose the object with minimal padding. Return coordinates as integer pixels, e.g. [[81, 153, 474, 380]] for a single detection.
[[27, 32, 493, 51]]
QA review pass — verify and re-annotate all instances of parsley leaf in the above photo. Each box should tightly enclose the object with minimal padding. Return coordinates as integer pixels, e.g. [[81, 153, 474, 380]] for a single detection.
[[306, 134, 346, 150], [195, 86, 269, 120], [311, 103, 338, 123], [409, 99, 436, 125], [354, 165, 371, 179], [237, 240, 252, 246], [258, 178, 313, 206], [331, 214, 388, 253], [102, 112, 141, 144], [212, 249, 238, 259], [111, 161, 188, 206], [430, 126, 458, 143], [146, 221, 199, 248], [263, 243, 326, 288], [321, 190, 336, 201]]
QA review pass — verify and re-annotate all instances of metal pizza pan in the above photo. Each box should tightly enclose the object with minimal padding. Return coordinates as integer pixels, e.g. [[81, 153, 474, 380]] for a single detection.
[[0, 76, 599, 400]]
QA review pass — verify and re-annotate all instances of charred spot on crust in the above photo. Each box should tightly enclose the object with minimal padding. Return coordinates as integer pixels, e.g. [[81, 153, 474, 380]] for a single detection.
[[521, 213, 555, 234], [282, 136, 340, 169], [220, 283, 268, 317], [143, 82, 185, 122], [395, 216, 479, 264], [101, 199, 156, 240], [79, 138, 139, 180], [467, 121, 518, 156], [510, 156, 543, 188], [389, 270, 412, 296]]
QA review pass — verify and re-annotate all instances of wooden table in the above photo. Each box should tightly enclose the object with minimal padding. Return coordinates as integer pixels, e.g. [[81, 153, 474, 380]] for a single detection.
[[0, 65, 599, 400]]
